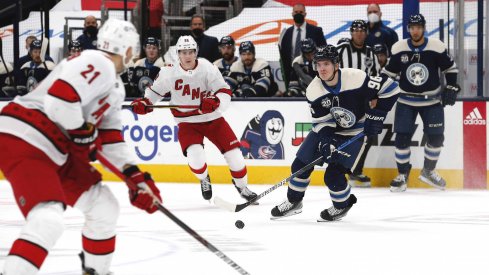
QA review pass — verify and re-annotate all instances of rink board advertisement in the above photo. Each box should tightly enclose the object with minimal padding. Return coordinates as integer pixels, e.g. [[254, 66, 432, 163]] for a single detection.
[[1, 100, 487, 189]]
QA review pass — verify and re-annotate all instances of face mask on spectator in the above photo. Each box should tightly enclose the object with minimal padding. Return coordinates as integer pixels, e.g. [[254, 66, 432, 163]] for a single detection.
[[293, 13, 305, 25], [85, 26, 98, 36], [368, 13, 380, 23], [192, 28, 204, 37]]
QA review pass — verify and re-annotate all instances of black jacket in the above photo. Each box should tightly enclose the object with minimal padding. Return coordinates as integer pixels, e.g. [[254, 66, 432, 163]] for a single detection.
[[279, 23, 326, 87], [194, 33, 220, 63]]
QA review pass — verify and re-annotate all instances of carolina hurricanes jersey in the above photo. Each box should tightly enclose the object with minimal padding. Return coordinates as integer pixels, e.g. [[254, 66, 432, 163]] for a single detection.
[[144, 58, 232, 124], [0, 50, 136, 170]]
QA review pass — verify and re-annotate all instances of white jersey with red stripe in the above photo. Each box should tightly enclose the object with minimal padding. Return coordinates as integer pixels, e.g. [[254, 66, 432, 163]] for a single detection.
[[0, 50, 136, 170], [144, 58, 232, 124]]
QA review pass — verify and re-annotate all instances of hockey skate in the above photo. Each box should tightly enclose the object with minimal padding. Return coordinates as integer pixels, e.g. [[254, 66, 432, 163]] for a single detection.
[[318, 194, 357, 222], [390, 173, 408, 192], [270, 199, 303, 220], [232, 180, 258, 205], [348, 173, 371, 187], [80, 252, 113, 275], [200, 175, 212, 200], [419, 169, 446, 190]]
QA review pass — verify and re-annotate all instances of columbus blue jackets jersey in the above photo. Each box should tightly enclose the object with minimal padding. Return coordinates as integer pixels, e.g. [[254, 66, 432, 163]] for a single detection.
[[224, 58, 277, 97], [128, 57, 165, 95], [382, 38, 458, 107], [307, 68, 399, 137]]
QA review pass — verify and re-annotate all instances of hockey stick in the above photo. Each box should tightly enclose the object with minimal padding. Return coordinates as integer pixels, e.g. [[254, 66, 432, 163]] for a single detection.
[[95, 152, 250, 275], [214, 132, 365, 212], [122, 104, 199, 109], [0, 37, 14, 94]]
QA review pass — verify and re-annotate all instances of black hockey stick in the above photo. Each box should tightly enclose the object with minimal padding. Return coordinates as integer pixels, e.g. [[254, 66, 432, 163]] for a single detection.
[[96, 152, 250, 275], [214, 132, 365, 212]]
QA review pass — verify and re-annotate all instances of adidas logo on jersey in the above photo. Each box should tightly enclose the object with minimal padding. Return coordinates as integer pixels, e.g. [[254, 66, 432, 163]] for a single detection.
[[464, 107, 486, 125]]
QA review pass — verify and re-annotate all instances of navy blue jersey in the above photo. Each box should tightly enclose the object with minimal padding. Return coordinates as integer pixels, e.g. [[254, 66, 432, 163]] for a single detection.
[[382, 38, 458, 107], [225, 58, 277, 97], [213, 56, 238, 76], [306, 68, 399, 137]]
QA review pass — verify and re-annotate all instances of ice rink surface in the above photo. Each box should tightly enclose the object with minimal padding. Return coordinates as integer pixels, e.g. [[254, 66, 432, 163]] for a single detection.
[[1, 180, 488, 275]]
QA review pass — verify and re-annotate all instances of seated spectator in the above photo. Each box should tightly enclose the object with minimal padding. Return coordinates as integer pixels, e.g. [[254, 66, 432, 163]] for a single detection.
[[128, 37, 165, 97], [372, 43, 389, 69], [214, 36, 238, 76], [68, 40, 83, 57], [76, 15, 98, 50], [0, 56, 14, 97], [287, 38, 317, 97], [17, 40, 56, 94], [225, 41, 277, 97]]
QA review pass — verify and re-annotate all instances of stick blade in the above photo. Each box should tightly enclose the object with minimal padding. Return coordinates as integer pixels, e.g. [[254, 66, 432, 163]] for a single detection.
[[213, 196, 237, 212]]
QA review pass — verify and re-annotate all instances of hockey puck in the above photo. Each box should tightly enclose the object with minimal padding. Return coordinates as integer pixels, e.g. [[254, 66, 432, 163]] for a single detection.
[[235, 220, 245, 229]]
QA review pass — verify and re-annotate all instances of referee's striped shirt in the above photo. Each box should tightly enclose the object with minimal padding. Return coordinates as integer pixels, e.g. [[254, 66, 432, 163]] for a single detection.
[[337, 42, 380, 76]]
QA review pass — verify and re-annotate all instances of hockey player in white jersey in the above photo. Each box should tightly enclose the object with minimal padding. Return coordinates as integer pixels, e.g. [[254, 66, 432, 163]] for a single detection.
[[131, 35, 258, 202], [0, 18, 162, 275]]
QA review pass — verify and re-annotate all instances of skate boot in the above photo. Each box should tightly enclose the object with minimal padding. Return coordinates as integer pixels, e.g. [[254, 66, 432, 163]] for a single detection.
[[390, 173, 408, 192], [348, 173, 371, 187], [79, 252, 113, 275], [419, 169, 446, 190], [233, 180, 258, 204], [270, 199, 303, 220], [200, 175, 212, 200], [318, 194, 357, 222]]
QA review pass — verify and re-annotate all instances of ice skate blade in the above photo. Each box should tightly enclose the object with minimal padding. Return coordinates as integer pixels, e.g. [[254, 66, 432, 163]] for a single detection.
[[270, 209, 302, 220], [418, 175, 446, 190]]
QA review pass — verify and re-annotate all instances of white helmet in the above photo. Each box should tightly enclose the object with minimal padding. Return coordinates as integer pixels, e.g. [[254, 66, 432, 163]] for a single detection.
[[175, 35, 198, 56], [97, 18, 140, 68]]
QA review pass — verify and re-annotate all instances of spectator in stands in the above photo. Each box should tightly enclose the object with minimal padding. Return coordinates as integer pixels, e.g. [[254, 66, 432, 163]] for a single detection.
[[366, 3, 399, 54], [128, 37, 165, 97], [214, 36, 238, 77], [279, 3, 326, 89], [225, 41, 277, 97], [190, 14, 220, 63], [286, 38, 317, 97], [17, 40, 56, 94], [76, 15, 99, 50], [337, 20, 380, 76], [372, 43, 389, 69], [68, 40, 83, 57]]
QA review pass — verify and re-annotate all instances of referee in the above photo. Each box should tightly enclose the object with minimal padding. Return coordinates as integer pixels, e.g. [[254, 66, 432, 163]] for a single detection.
[[337, 19, 380, 76]]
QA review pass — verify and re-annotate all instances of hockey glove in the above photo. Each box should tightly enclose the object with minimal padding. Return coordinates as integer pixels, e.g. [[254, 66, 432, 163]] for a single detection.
[[364, 109, 387, 137], [200, 95, 220, 114], [67, 122, 101, 162], [319, 137, 339, 163], [130, 98, 153, 115], [442, 84, 460, 106], [123, 165, 162, 214], [242, 87, 257, 97]]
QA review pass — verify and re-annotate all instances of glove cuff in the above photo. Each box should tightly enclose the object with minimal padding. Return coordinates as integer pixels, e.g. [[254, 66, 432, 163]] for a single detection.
[[122, 165, 140, 177]]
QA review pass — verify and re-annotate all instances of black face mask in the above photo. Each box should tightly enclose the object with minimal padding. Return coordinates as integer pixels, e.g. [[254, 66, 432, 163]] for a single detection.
[[85, 26, 98, 37], [293, 13, 305, 25], [192, 28, 204, 37]]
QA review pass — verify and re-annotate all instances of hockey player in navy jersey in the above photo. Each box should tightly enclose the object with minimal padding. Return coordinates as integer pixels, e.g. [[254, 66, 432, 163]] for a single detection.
[[271, 45, 399, 221], [382, 14, 459, 192]]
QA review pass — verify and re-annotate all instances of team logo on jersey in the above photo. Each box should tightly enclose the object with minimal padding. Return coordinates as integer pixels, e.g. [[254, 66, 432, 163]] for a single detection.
[[321, 97, 331, 108], [406, 63, 429, 86], [330, 107, 356, 128], [26, 76, 38, 92], [138, 76, 153, 92], [401, 54, 409, 63]]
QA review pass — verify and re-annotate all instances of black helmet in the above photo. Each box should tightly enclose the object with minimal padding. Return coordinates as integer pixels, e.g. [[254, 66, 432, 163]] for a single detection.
[[337, 37, 350, 45], [300, 38, 316, 54], [144, 37, 161, 50], [372, 43, 387, 55], [408, 14, 426, 27], [219, 36, 235, 46], [29, 40, 42, 51], [350, 19, 367, 32], [314, 44, 339, 65], [68, 40, 83, 51], [239, 41, 255, 54]]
